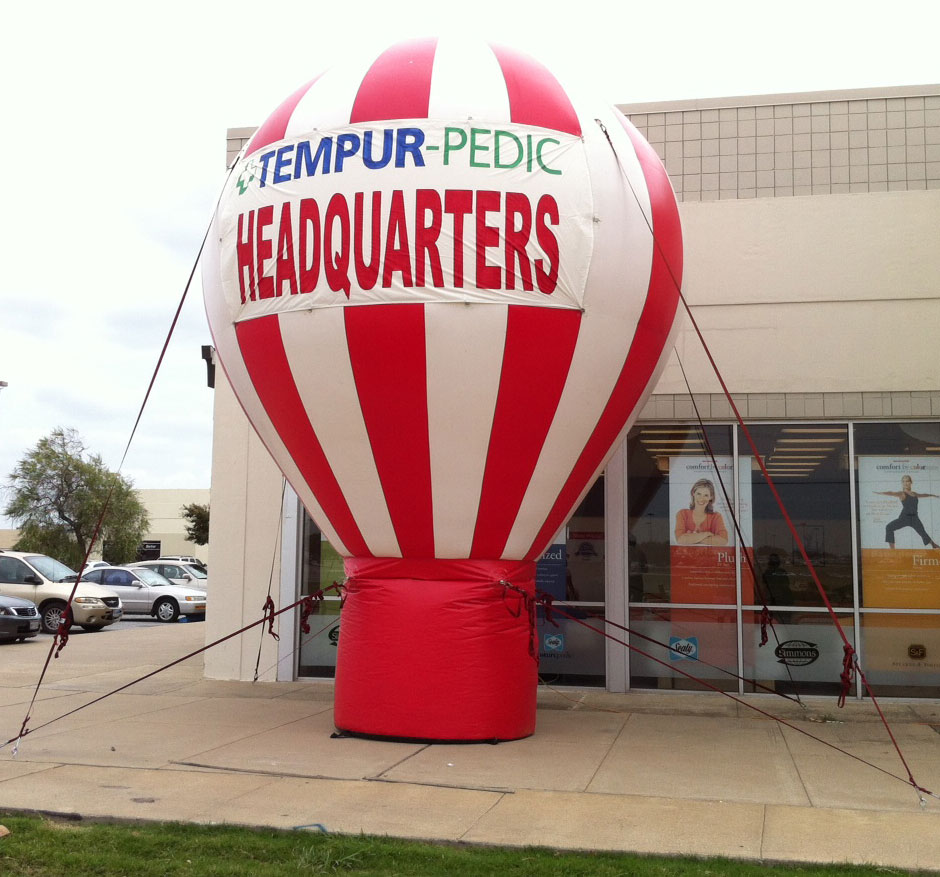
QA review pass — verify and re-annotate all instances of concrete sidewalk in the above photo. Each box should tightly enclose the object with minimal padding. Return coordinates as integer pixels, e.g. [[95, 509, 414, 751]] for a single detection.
[[1, 622, 939, 871]]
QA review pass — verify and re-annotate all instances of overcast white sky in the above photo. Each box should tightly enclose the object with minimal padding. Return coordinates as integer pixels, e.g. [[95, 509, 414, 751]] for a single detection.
[[1, 0, 937, 526]]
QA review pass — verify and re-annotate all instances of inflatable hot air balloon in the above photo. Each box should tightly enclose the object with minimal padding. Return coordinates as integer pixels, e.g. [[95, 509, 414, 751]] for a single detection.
[[203, 37, 682, 741]]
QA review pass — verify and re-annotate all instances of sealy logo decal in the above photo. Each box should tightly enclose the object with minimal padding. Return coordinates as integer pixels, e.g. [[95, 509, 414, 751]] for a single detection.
[[543, 633, 565, 652], [775, 640, 819, 666], [908, 644, 927, 660], [669, 636, 698, 661]]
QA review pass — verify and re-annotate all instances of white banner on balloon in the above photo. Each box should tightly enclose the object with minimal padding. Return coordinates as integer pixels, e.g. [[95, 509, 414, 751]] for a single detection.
[[216, 121, 594, 317]]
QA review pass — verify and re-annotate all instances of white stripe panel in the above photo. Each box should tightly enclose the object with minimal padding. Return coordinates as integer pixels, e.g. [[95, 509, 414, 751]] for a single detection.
[[428, 37, 511, 122], [284, 52, 377, 136], [277, 307, 401, 558], [203, 225, 349, 555], [425, 302, 508, 557], [502, 104, 657, 559]]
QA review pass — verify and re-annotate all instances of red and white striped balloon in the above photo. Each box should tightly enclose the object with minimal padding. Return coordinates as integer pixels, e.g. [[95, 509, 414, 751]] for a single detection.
[[203, 37, 681, 741]]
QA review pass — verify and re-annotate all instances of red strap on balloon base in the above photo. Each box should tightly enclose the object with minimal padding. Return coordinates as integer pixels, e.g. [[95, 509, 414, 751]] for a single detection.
[[501, 580, 538, 661]]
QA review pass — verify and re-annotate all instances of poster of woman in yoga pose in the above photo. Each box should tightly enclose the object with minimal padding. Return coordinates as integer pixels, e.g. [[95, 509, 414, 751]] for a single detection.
[[875, 474, 940, 550], [859, 457, 940, 610]]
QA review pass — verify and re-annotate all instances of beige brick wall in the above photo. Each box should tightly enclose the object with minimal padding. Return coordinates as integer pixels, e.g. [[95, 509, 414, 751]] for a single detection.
[[638, 390, 940, 423], [620, 85, 940, 201], [225, 127, 256, 168]]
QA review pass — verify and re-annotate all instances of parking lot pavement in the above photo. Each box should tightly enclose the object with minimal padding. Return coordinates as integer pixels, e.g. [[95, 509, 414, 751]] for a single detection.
[[103, 615, 207, 631]]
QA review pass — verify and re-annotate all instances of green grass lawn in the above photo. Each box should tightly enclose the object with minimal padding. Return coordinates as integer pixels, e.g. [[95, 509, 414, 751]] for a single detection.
[[0, 813, 927, 876]]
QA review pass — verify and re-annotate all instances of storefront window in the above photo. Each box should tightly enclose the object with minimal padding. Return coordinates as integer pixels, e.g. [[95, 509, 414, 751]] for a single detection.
[[535, 476, 606, 686], [295, 479, 608, 685], [625, 422, 855, 693], [626, 425, 734, 605], [291, 420, 940, 698], [860, 613, 940, 697], [628, 607, 738, 692], [854, 422, 940, 697], [742, 610, 855, 697], [854, 422, 940, 610], [743, 424, 853, 609], [625, 426, 738, 690], [297, 513, 345, 678]]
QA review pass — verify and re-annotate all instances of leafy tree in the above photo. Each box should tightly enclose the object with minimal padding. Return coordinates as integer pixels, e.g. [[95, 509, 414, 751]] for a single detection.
[[4, 428, 149, 569], [181, 502, 210, 545]]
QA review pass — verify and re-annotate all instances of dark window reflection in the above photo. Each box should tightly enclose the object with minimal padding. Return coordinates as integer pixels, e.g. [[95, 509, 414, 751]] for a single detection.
[[297, 513, 345, 679], [537, 477, 606, 686], [744, 424, 853, 608]]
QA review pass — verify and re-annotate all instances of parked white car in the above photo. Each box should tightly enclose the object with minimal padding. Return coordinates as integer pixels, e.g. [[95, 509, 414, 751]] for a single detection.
[[158, 555, 206, 571], [0, 549, 123, 634], [82, 560, 111, 572], [81, 566, 207, 623], [131, 560, 208, 591]]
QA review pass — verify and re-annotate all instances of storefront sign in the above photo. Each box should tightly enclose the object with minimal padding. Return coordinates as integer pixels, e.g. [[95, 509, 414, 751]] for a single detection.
[[743, 617, 844, 683], [537, 613, 605, 675], [535, 542, 567, 600], [774, 639, 819, 666], [669, 636, 698, 660], [543, 632, 565, 652]]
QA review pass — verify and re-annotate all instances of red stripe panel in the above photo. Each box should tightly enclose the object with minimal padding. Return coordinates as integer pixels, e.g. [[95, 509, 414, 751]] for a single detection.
[[471, 306, 582, 559], [350, 38, 438, 123], [525, 114, 682, 559], [246, 76, 322, 157], [235, 315, 370, 556], [488, 43, 581, 137], [344, 304, 434, 557]]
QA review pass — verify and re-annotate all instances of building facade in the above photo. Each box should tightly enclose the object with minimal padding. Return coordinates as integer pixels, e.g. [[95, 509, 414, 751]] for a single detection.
[[0, 489, 210, 567], [206, 85, 940, 700]]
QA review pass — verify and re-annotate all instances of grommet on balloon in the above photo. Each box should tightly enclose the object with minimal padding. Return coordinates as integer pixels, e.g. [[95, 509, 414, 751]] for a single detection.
[[203, 37, 682, 742]]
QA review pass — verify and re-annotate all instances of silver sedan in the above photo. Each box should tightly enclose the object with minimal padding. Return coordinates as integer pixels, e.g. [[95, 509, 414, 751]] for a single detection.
[[81, 566, 207, 623]]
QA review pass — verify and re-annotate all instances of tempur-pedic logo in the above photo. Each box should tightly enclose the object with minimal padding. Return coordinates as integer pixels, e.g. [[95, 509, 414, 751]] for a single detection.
[[237, 125, 564, 195]]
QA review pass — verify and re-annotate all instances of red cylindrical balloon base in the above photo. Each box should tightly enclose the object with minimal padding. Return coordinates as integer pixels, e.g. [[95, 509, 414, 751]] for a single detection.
[[333, 557, 538, 742]]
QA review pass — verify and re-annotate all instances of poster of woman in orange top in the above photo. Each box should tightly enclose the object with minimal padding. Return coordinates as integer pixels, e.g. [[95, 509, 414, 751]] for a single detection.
[[668, 457, 752, 606], [674, 478, 729, 546]]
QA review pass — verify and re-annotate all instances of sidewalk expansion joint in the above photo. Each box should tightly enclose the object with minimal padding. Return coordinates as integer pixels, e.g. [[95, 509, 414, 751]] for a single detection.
[[169, 760, 364, 782], [364, 776, 514, 795]]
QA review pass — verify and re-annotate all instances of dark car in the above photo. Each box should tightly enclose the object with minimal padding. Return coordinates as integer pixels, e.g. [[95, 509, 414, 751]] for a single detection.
[[0, 594, 41, 642]]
